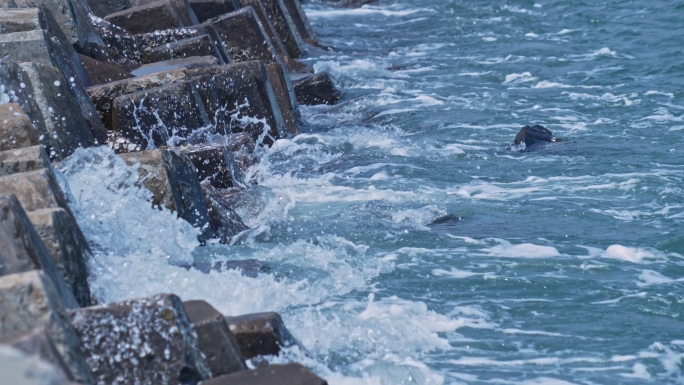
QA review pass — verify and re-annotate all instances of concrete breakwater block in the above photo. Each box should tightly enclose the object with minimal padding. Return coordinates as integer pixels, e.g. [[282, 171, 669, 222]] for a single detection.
[[131, 55, 220, 76], [78, 54, 135, 86], [119, 148, 212, 239], [69, 294, 212, 385], [224, 132, 258, 171], [112, 80, 211, 149], [87, 68, 190, 131], [203, 7, 280, 65], [0, 327, 76, 381], [0, 145, 51, 177], [27, 208, 92, 309], [0, 195, 81, 309], [189, 0, 240, 23], [183, 300, 246, 377], [293, 72, 341, 106], [0, 168, 74, 216], [0, 62, 97, 159], [265, 63, 300, 136], [142, 34, 219, 63], [281, 0, 318, 46], [0, 103, 41, 152], [188, 61, 286, 143], [255, 0, 304, 59], [223, 312, 298, 359], [106, 1, 189, 34], [199, 363, 328, 385], [6, 0, 105, 58], [239, 0, 299, 71], [0, 344, 73, 385], [129, 0, 201, 26], [87, 0, 132, 18], [201, 181, 250, 243], [177, 143, 243, 188], [0, 270, 92, 383]]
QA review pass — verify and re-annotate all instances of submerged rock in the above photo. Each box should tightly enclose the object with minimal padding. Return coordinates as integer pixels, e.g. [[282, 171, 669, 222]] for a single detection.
[[223, 312, 298, 359], [513, 124, 562, 150], [183, 300, 246, 376]]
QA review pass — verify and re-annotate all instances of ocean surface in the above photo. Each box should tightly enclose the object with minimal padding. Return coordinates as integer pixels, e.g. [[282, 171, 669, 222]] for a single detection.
[[59, 1, 684, 384]]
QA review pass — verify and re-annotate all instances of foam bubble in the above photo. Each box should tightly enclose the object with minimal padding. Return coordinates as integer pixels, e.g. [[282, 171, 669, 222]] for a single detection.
[[603, 245, 665, 264], [483, 240, 561, 258]]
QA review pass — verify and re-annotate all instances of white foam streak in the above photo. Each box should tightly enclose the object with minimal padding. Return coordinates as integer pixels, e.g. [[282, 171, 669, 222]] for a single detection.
[[483, 240, 561, 259]]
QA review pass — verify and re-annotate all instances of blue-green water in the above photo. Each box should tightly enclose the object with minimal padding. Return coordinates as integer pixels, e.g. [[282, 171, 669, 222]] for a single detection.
[[62, 1, 684, 384]]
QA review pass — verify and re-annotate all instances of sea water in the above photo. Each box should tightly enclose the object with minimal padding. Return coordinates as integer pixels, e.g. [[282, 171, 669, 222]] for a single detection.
[[60, 0, 684, 384]]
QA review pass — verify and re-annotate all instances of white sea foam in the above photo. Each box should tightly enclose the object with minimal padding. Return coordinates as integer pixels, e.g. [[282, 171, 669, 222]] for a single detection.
[[602, 245, 666, 264], [637, 270, 684, 287], [483, 240, 561, 259], [504, 72, 538, 84]]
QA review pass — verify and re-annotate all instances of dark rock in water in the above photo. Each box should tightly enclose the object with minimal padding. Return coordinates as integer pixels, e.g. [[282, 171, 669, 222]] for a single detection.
[[105, 0, 198, 34], [142, 34, 219, 63], [281, 0, 318, 46], [189, 0, 240, 23], [265, 63, 300, 136], [203, 7, 281, 65], [78, 54, 134, 86], [513, 124, 561, 149], [292, 72, 341, 105], [86, 0, 131, 18], [0, 104, 41, 152], [247, 0, 303, 59], [27, 207, 92, 308], [111, 80, 211, 149], [87, 68, 190, 131], [0, 270, 93, 383], [200, 363, 328, 385], [131, 55, 220, 76], [188, 61, 285, 144], [178, 143, 244, 188], [224, 132, 258, 172], [0, 196, 81, 309], [241, 0, 303, 71], [0, 62, 97, 159], [189, 258, 270, 277], [0, 327, 76, 381], [201, 182, 250, 243], [0, 145, 51, 177], [119, 149, 213, 241], [69, 294, 211, 385], [223, 312, 298, 359], [183, 300, 246, 376]]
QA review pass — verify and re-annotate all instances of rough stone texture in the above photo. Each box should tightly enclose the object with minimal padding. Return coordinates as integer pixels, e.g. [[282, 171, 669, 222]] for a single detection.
[[87, 0, 132, 18], [0, 7, 42, 33], [119, 149, 212, 239], [265, 63, 299, 136], [183, 300, 246, 377], [111, 80, 211, 149], [129, 0, 200, 26], [131, 55, 220, 77], [293, 72, 341, 105], [142, 34, 218, 63], [0, 270, 93, 383], [223, 312, 297, 359], [0, 345, 72, 385], [189, 258, 270, 277], [0, 195, 81, 309], [87, 68, 190, 131], [201, 182, 250, 243], [239, 0, 300, 71], [203, 7, 281, 65], [514, 124, 562, 149], [27, 208, 92, 309], [189, 61, 285, 144], [256, 0, 304, 59], [0, 62, 97, 160], [177, 143, 242, 188], [105, 0, 190, 34], [79, 54, 135, 86], [224, 132, 257, 172], [0, 327, 76, 381], [281, 0, 317, 45], [199, 363, 328, 385], [0, 145, 51, 177], [0, 104, 41, 151], [7, 0, 106, 57], [69, 294, 212, 385], [0, 168, 74, 215], [189, 0, 239, 23]]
